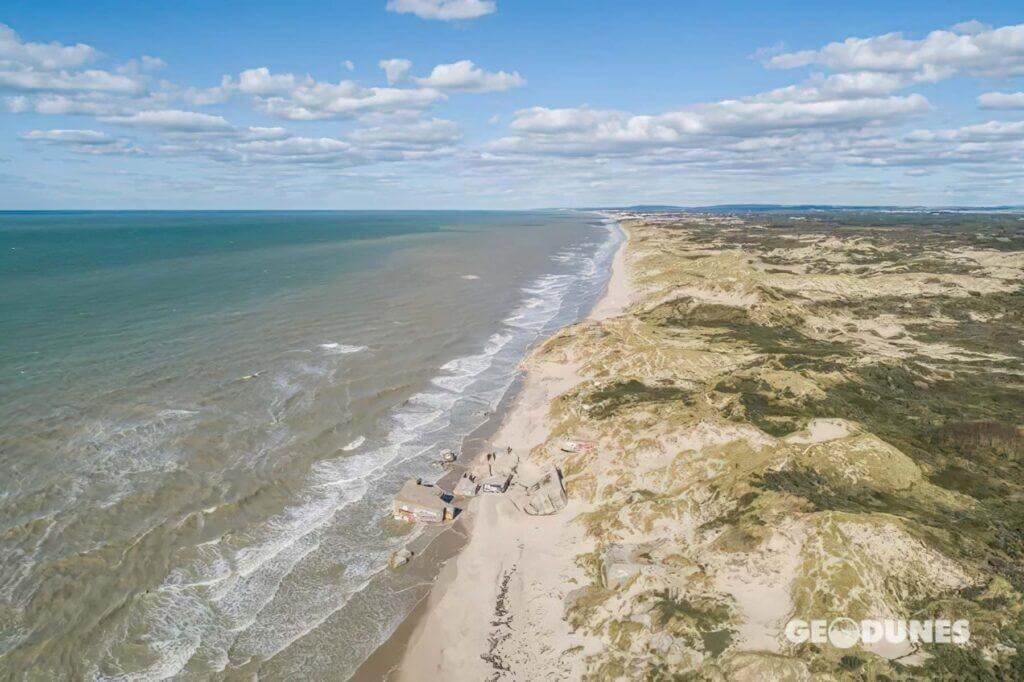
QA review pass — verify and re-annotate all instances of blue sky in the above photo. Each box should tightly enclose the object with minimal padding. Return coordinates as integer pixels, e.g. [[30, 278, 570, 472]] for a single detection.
[[2, 1, 1023, 208]]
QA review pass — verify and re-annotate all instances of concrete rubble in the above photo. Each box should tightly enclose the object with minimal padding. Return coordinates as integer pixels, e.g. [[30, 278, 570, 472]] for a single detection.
[[393, 479, 459, 523], [509, 466, 568, 515]]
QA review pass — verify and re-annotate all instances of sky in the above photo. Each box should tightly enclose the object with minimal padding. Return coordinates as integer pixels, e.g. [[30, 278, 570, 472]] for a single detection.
[[1, 0, 1024, 209]]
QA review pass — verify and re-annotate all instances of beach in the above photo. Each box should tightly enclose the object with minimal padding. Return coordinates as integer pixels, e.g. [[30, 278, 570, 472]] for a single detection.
[[355, 220, 634, 680], [12, 7, 1024, 680], [358, 209, 1024, 679], [9, 209, 1019, 679], [0, 211, 621, 680]]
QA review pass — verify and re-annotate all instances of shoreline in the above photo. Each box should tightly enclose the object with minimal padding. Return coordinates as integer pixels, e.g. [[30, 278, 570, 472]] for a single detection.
[[354, 210, 1024, 680], [352, 219, 631, 680]]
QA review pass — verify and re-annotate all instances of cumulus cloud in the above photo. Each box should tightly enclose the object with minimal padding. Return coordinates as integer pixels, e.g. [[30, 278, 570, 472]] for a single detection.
[[840, 119, 1024, 170], [20, 128, 143, 155], [777, 71, 912, 100], [244, 126, 290, 140], [7, 17, 1024, 201], [233, 67, 312, 96], [494, 90, 929, 157], [904, 119, 1024, 143], [0, 23, 146, 97], [201, 66, 445, 120], [21, 128, 110, 144], [236, 136, 360, 164], [767, 22, 1024, 80], [103, 109, 234, 132], [6, 92, 128, 115], [385, 0, 496, 21], [117, 55, 167, 75], [950, 20, 992, 35], [259, 80, 443, 120], [213, 60, 522, 120], [349, 118, 460, 152], [0, 23, 96, 70], [141, 55, 167, 71], [978, 91, 1024, 110], [0, 23, 479, 173], [178, 80, 233, 106], [1, 18, 524, 137], [148, 117, 463, 168], [414, 60, 524, 92], [379, 58, 412, 85], [0, 66, 143, 93]]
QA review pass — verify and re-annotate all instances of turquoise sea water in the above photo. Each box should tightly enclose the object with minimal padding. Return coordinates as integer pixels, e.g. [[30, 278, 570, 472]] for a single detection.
[[0, 210, 620, 679]]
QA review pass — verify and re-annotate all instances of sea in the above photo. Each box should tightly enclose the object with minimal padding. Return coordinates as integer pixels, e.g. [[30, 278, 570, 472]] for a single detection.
[[0, 210, 621, 679]]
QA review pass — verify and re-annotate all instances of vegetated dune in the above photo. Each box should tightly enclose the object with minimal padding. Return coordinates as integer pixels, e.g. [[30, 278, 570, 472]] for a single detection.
[[512, 212, 1024, 679]]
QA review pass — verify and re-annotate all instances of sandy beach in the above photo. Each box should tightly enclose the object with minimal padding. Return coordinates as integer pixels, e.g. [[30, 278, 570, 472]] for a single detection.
[[357, 208, 1024, 680], [13, 8, 1024, 679], [354, 221, 634, 680]]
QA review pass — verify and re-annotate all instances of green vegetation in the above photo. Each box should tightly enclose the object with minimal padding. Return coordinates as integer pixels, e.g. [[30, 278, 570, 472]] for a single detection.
[[900, 580, 1024, 679], [644, 298, 849, 370], [582, 379, 694, 419], [558, 212, 1024, 678], [636, 243, 1024, 593], [650, 590, 731, 631], [733, 354, 1024, 587], [648, 590, 734, 658]]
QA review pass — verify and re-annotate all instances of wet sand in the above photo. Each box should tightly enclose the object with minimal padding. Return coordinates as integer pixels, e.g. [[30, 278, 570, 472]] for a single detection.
[[352, 221, 631, 680]]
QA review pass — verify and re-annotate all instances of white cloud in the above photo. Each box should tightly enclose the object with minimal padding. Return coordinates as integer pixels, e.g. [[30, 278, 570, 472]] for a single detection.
[[209, 66, 448, 120], [379, 58, 412, 85], [767, 22, 1024, 80], [104, 109, 234, 132], [245, 126, 290, 140], [141, 55, 167, 71], [414, 60, 524, 92], [93, 57, 523, 125], [343, 60, 355, 71], [978, 91, 1024, 110], [236, 136, 360, 164], [154, 118, 464, 167], [796, 117, 1024, 172], [6, 92, 127, 115], [178, 79, 233, 106], [21, 128, 110, 143], [904, 119, 1024, 143], [0, 23, 96, 70], [349, 118, 460, 151], [494, 92, 929, 157], [6, 18, 1024, 202], [0, 23, 147, 98], [258, 80, 443, 120], [951, 20, 992, 35], [20, 128, 144, 155], [785, 71, 912, 99], [117, 55, 167, 75], [0, 67, 143, 93], [1, 17, 525, 130], [385, 0, 496, 21], [508, 107, 610, 135], [233, 67, 312, 96]]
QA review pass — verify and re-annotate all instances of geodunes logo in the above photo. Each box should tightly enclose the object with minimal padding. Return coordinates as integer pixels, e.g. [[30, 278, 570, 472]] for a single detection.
[[784, 618, 970, 649]]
